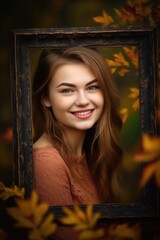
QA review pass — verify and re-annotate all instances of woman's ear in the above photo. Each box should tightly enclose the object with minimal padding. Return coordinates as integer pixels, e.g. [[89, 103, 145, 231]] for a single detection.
[[41, 97, 51, 108]]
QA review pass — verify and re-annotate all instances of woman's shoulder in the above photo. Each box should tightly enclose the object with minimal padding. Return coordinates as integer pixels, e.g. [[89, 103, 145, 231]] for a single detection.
[[33, 134, 64, 165], [33, 146, 68, 176], [33, 133, 52, 148]]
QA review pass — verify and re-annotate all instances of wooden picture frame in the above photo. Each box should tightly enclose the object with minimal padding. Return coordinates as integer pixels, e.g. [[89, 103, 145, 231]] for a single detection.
[[10, 25, 159, 219]]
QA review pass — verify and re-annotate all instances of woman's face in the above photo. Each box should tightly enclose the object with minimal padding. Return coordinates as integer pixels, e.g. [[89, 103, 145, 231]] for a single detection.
[[43, 63, 104, 133]]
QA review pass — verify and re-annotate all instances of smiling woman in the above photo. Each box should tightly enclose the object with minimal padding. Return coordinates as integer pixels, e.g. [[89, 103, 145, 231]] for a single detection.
[[32, 47, 123, 208]]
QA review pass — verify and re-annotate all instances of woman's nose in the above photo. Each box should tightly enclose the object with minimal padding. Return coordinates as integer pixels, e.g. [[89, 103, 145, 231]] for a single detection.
[[75, 91, 90, 106]]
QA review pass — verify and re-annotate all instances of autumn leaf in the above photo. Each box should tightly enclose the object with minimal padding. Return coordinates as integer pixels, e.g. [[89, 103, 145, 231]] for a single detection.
[[107, 223, 141, 240], [123, 47, 138, 69], [93, 10, 114, 25], [78, 229, 104, 240], [39, 214, 57, 237], [113, 52, 129, 67], [118, 68, 129, 77], [133, 134, 160, 187], [61, 205, 101, 229], [7, 191, 57, 240], [60, 205, 104, 239], [132, 99, 139, 111], [106, 52, 129, 78], [134, 134, 160, 162], [128, 88, 139, 99], [119, 108, 129, 124], [140, 162, 156, 188], [128, 88, 139, 111], [114, 0, 153, 25], [0, 182, 25, 200], [142, 134, 160, 153], [110, 67, 117, 74], [28, 214, 57, 240], [114, 7, 141, 24]]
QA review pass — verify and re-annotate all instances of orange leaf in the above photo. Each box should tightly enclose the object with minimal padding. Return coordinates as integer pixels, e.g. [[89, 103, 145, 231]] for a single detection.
[[134, 150, 160, 163], [119, 108, 129, 124], [128, 88, 139, 99], [93, 11, 114, 25], [132, 99, 139, 111], [118, 68, 129, 76], [123, 47, 138, 68], [142, 134, 160, 153], [140, 162, 156, 188]]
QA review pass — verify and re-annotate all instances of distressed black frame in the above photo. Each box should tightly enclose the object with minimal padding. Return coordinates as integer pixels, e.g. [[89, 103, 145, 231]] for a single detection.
[[10, 26, 159, 219]]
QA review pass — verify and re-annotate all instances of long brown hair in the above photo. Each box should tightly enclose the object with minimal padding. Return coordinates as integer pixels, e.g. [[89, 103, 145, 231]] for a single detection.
[[32, 46, 123, 202]]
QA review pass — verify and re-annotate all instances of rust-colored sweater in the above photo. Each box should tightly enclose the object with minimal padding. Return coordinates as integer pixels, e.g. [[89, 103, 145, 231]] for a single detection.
[[33, 146, 100, 205], [33, 146, 101, 240]]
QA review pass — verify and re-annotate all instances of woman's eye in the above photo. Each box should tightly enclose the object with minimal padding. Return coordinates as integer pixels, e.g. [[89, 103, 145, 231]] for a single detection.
[[61, 88, 74, 94], [88, 85, 99, 91]]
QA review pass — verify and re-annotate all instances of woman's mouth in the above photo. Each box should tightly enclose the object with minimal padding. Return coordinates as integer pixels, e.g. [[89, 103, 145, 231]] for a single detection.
[[71, 109, 94, 119]]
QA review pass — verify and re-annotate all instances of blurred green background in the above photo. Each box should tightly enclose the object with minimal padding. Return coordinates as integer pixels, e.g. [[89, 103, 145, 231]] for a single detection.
[[0, 0, 159, 202]]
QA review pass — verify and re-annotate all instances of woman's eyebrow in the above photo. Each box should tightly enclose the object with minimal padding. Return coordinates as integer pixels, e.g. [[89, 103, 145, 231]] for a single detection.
[[86, 79, 98, 86], [56, 79, 98, 88], [56, 82, 75, 88]]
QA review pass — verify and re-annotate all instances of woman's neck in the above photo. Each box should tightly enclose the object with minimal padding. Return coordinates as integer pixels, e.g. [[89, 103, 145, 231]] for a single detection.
[[63, 129, 86, 157], [34, 129, 86, 157]]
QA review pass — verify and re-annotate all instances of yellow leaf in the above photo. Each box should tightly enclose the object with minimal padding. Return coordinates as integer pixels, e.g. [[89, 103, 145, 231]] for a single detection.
[[89, 212, 101, 228], [74, 223, 89, 231], [140, 162, 156, 187], [60, 214, 81, 225], [133, 135, 160, 163], [41, 223, 57, 238], [74, 205, 86, 221], [78, 229, 104, 240], [30, 191, 39, 209], [61, 206, 85, 225], [123, 47, 138, 69], [15, 199, 33, 217], [142, 134, 160, 153], [93, 10, 114, 25], [61, 205, 101, 232], [33, 203, 49, 226], [132, 99, 139, 111], [7, 206, 33, 228], [113, 52, 129, 67], [106, 59, 120, 67], [40, 214, 57, 237], [114, 8, 123, 18], [128, 88, 139, 99], [86, 205, 93, 220], [119, 108, 129, 124], [134, 150, 160, 163], [62, 207, 74, 215], [15, 217, 34, 229], [108, 223, 141, 240], [0, 183, 25, 200], [118, 68, 129, 76], [111, 67, 116, 73], [28, 228, 43, 240]]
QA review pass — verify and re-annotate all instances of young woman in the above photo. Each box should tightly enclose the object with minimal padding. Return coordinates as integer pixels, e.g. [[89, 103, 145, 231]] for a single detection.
[[32, 46, 122, 206]]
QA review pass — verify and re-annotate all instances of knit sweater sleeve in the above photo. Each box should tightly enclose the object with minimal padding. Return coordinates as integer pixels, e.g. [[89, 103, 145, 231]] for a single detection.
[[33, 147, 73, 206]]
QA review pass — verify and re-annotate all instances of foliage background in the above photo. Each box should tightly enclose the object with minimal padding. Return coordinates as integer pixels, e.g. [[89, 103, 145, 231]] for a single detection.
[[0, 0, 160, 240], [0, 0, 159, 203]]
